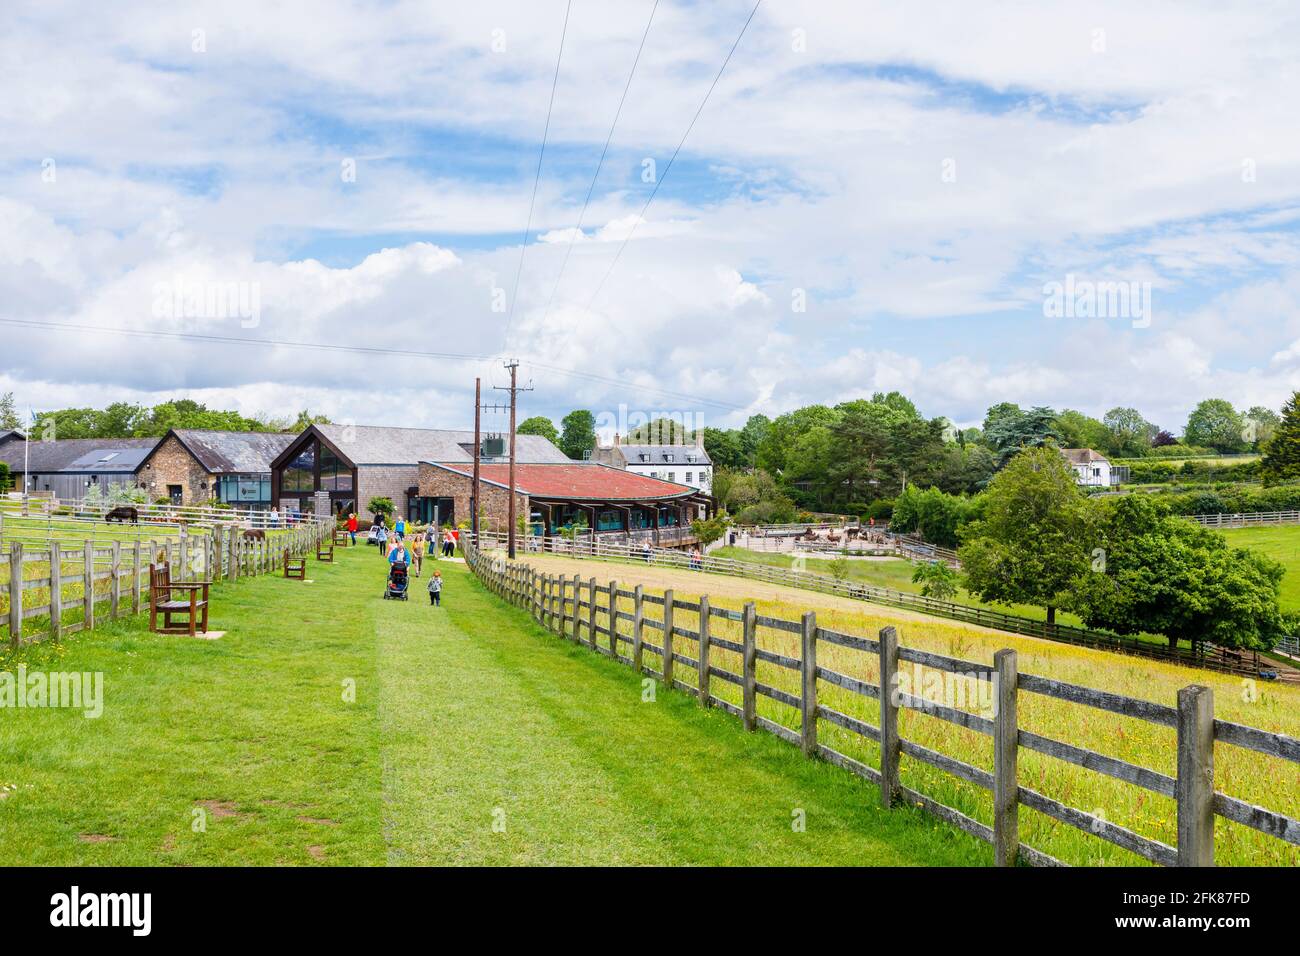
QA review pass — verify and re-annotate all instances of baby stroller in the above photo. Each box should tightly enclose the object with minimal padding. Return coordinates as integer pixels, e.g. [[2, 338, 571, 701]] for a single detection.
[[385, 561, 410, 600]]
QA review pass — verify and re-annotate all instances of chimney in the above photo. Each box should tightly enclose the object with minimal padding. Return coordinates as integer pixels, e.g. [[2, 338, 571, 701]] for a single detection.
[[614, 432, 620, 446]]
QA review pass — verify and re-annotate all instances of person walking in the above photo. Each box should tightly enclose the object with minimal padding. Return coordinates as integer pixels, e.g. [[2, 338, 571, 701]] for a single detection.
[[375, 522, 389, 559], [388, 540, 409, 566], [394, 515, 406, 542], [427, 570, 443, 606], [410, 534, 424, 576], [442, 529, 456, 558], [347, 512, 358, 546]]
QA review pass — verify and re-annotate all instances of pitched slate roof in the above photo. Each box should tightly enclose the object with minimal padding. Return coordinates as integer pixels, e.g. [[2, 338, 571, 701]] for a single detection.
[[427, 461, 700, 501], [314, 424, 570, 467], [0, 437, 159, 473], [614, 443, 711, 466], [171, 429, 297, 473]]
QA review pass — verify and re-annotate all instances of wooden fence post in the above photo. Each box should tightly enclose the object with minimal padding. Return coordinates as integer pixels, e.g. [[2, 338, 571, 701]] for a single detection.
[[632, 584, 644, 672], [878, 625, 900, 808], [50, 541, 62, 641], [131, 540, 142, 615], [179, 531, 189, 583], [9, 542, 23, 648], [1177, 685, 1215, 867], [571, 574, 582, 642], [698, 595, 711, 707], [608, 580, 618, 655], [82, 540, 95, 633], [741, 602, 757, 731], [993, 648, 1019, 867], [110, 540, 121, 620], [587, 577, 597, 648], [800, 612, 817, 755], [662, 589, 675, 686]]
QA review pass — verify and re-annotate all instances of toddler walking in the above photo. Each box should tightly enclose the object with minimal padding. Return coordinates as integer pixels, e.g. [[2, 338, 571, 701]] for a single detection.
[[428, 570, 443, 606]]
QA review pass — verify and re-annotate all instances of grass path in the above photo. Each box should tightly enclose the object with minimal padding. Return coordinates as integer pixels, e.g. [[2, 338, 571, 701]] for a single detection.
[[0, 547, 986, 866]]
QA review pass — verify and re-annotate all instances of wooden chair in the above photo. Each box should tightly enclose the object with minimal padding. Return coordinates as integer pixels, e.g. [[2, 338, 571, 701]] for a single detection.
[[284, 548, 306, 580], [316, 543, 335, 563], [149, 562, 210, 636], [333, 529, 349, 547]]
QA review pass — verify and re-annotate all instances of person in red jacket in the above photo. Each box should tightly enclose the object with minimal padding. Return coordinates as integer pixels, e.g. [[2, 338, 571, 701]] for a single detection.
[[346, 512, 358, 545]]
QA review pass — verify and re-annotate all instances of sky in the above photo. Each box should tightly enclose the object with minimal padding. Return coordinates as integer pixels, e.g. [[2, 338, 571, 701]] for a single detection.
[[3, 0, 1300, 436]]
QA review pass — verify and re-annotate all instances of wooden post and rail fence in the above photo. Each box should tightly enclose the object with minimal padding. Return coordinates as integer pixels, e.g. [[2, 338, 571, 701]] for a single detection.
[[1, 519, 331, 647], [463, 536, 1300, 867]]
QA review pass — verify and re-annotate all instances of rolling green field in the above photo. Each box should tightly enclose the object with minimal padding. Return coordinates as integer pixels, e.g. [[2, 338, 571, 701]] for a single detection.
[[0, 548, 984, 866], [1220, 524, 1300, 613]]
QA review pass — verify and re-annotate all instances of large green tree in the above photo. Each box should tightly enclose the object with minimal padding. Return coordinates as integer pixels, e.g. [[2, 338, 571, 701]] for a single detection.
[[1071, 496, 1283, 652], [1243, 405, 1281, 449], [558, 409, 597, 460], [517, 415, 560, 446], [957, 446, 1090, 624], [0, 393, 20, 431], [702, 427, 744, 469], [1101, 406, 1155, 457], [1184, 399, 1246, 453], [1260, 392, 1300, 484], [983, 405, 1060, 464], [1054, 409, 1110, 452]]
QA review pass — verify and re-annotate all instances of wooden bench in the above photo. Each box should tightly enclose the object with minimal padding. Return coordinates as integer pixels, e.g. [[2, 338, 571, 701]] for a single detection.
[[284, 548, 306, 580], [149, 562, 210, 636], [316, 543, 335, 563], [333, 529, 350, 547]]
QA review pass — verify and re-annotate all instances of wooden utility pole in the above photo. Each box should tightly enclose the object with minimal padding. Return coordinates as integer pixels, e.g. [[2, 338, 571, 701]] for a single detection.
[[472, 377, 482, 538], [494, 360, 531, 560]]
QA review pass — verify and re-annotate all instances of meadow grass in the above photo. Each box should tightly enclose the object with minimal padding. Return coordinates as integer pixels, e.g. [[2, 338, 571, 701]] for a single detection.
[[0, 547, 987, 865], [517, 552, 1300, 867]]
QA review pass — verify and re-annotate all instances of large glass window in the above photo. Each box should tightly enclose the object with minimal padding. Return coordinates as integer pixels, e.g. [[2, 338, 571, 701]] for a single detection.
[[320, 447, 352, 491], [283, 444, 315, 492]]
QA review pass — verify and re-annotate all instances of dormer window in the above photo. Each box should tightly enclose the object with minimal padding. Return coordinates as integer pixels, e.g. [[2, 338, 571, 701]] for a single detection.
[[664, 453, 674, 463], [638, 453, 650, 463], [686, 454, 697, 463]]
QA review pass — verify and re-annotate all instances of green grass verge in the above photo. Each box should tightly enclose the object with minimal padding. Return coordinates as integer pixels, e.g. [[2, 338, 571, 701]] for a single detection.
[[1220, 525, 1300, 614], [0, 546, 986, 866]]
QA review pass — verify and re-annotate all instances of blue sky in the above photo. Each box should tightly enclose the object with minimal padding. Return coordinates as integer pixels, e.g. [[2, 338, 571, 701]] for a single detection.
[[3, 0, 1300, 434]]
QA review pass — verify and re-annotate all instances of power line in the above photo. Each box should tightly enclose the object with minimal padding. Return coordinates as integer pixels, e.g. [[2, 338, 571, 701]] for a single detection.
[[502, 0, 573, 350], [582, 0, 762, 314], [0, 316, 745, 411], [535, 0, 660, 329]]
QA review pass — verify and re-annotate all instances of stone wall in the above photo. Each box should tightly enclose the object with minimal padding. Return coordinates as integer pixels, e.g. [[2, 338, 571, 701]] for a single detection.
[[417, 464, 527, 532], [139, 434, 211, 504]]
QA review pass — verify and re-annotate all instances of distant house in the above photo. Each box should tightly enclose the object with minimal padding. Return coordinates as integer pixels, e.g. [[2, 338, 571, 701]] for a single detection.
[[1061, 448, 1128, 487], [590, 434, 713, 494], [0, 434, 159, 500], [137, 429, 298, 507]]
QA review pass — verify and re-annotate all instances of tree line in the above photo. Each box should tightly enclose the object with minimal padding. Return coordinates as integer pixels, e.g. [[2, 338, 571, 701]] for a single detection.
[[0, 394, 330, 439]]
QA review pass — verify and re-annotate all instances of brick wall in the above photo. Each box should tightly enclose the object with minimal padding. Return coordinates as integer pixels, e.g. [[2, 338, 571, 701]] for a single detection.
[[140, 434, 211, 504], [417, 464, 527, 532], [357, 465, 419, 519]]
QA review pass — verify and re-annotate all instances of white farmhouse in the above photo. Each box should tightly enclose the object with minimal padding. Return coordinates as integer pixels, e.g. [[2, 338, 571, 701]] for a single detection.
[[1060, 447, 1127, 487], [590, 434, 713, 495]]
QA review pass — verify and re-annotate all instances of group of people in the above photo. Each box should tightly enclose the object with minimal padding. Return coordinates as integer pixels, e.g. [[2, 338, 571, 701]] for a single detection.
[[352, 512, 461, 607]]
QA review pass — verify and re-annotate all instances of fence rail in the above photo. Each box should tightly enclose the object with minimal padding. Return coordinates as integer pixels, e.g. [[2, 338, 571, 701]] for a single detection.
[[1, 493, 320, 529], [1186, 510, 1300, 528], [464, 537, 1300, 867], [1, 519, 331, 647], [485, 532, 1288, 682]]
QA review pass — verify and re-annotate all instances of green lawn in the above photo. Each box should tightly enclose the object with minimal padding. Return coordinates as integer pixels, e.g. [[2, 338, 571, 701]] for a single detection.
[[1220, 525, 1300, 613], [0, 546, 985, 866]]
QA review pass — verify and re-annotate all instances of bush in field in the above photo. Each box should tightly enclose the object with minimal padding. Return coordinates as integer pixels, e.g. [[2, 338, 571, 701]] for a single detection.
[[690, 516, 727, 547], [367, 496, 394, 520], [912, 560, 959, 600]]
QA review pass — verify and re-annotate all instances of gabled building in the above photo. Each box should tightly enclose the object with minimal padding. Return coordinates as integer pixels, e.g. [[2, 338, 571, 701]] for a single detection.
[[270, 423, 571, 519], [137, 429, 298, 507], [1061, 447, 1128, 487], [0, 435, 159, 500], [590, 434, 713, 494]]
